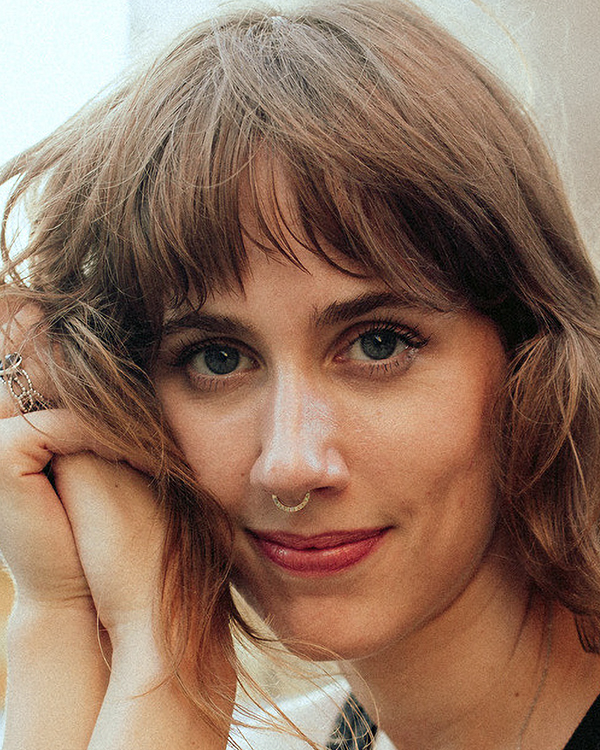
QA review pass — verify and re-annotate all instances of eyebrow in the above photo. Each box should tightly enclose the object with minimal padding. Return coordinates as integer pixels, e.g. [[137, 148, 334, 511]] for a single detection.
[[162, 312, 259, 339], [313, 291, 415, 328], [162, 291, 415, 337]]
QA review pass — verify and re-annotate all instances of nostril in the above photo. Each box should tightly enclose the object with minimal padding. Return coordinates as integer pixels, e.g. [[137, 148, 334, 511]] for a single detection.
[[250, 381, 348, 497], [250, 441, 350, 501]]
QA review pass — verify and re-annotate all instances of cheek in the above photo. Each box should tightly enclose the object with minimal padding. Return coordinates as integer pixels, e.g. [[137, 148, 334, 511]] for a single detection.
[[179, 424, 251, 509], [160, 395, 257, 510], [347, 381, 497, 500]]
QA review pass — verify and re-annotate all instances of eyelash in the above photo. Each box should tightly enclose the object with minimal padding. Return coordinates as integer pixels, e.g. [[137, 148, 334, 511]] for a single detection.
[[163, 332, 257, 392], [162, 319, 429, 392], [342, 320, 428, 377]]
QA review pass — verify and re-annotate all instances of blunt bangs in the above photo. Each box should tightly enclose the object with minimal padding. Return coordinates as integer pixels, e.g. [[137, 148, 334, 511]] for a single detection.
[[5, 0, 600, 689], [127, 4, 551, 346]]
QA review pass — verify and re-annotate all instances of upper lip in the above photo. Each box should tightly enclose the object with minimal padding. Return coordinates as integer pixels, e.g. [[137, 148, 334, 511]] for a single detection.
[[246, 527, 390, 550]]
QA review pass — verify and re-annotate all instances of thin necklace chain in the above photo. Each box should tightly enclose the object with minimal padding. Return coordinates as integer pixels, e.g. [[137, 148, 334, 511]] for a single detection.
[[329, 601, 554, 750], [516, 602, 554, 750]]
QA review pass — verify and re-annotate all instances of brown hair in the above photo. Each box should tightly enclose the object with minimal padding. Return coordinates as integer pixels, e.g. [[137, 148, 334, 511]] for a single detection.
[[3, 0, 600, 727]]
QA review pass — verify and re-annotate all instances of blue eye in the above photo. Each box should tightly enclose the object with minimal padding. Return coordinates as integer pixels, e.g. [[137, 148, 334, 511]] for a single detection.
[[188, 343, 254, 378], [341, 321, 428, 373], [202, 344, 240, 374], [347, 328, 411, 362], [358, 330, 402, 360]]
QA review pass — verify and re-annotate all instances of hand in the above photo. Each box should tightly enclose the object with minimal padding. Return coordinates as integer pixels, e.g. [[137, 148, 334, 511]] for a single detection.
[[52, 454, 167, 640], [0, 303, 157, 620], [0, 303, 91, 609], [67, 456, 237, 750], [0, 303, 113, 750], [1, 303, 235, 750], [0, 414, 95, 608]]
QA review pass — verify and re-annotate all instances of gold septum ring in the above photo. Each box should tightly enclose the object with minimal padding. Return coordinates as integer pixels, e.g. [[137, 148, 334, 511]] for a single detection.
[[271, 492, 311, 513]]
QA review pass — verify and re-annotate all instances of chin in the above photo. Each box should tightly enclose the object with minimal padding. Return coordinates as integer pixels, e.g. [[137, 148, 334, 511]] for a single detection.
[[233, 588, 393, 662], [282, 635, 390, 663]]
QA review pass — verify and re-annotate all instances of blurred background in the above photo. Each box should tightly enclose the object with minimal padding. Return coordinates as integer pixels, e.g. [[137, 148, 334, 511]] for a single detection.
[[0, 0, 599, 706]]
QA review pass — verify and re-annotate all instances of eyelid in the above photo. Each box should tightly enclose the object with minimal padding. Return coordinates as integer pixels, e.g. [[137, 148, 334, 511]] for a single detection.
[[158, 316, 429, 391], [161, 330, 258, 366], [161, 318, 428, 362], [161, 334, 259, 393], [337, 318, 429, 352]]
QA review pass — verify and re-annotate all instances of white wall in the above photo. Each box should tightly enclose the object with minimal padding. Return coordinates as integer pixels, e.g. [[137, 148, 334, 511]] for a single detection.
[[0, 0, 129, 166]]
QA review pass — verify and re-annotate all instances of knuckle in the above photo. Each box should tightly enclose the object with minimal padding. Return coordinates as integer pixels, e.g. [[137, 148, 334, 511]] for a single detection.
[[0, 415, 51, 482]]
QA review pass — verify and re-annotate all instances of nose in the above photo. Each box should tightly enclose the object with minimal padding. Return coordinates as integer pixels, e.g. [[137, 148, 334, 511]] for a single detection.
[[249, 373, 350, 502]]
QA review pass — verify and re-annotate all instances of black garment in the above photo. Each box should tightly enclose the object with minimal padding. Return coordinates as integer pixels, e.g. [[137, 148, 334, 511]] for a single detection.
[[564, 693, 600, 749], [326, 695, 377, 750], [329, 693, 600, 750]]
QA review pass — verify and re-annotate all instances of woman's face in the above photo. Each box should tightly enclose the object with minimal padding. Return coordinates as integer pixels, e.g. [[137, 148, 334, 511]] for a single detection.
[[154, 231, 508, 660]]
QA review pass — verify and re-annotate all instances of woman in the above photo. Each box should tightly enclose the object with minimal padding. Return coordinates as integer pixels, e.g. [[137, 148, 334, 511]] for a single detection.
[[1, 1, 600, 748]]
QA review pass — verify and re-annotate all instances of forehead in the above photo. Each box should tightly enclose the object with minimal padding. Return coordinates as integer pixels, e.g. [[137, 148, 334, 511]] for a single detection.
[[205, 243, 386, 310], [161, 153, 460, 326], [164, 241, 448, 346], [235, 155, 360, 275], [234, 157, 452, 304]]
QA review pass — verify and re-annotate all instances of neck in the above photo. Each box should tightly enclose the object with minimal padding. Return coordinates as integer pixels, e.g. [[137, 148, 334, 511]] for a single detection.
[[346, 553, 551, 750]]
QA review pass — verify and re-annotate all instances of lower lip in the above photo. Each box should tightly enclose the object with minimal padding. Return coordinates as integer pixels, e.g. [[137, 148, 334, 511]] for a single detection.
[[249, 529, 389, 577]]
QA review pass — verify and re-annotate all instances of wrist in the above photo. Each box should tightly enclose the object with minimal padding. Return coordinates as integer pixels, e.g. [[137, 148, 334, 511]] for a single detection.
[[3, 586, 110, 750], [109, 621, 168, 688], [11, 594, 97, 624], [8, 597, 107, 658]]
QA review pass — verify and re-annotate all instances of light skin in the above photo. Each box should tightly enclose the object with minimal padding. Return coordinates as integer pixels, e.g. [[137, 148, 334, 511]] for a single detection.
[[2, 219, 600, 749], [154, 246, 507, 659], [0, 305, 233, 750], [154, 225, 600, 748]]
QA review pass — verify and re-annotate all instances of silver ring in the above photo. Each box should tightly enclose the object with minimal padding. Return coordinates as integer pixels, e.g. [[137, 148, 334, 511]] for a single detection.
[[0, 353, 51, 414], [271, 492, 310, 513]]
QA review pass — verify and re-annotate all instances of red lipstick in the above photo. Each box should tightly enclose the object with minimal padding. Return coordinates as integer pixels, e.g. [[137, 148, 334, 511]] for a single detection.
[[248, 528, 389, 576]]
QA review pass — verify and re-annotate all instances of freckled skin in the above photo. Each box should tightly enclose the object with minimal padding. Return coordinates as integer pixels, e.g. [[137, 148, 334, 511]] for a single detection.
[[154, 242, 508, 661]]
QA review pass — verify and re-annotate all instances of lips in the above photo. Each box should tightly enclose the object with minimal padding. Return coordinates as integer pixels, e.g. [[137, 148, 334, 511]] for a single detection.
[[247, 527, 390, 576]]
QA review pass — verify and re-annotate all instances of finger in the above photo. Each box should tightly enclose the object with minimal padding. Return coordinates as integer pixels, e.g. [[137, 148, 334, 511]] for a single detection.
[[0, 413, 92, 607], [0, 411, 114, 543], [0, 310, 153, 474], [54, 454, 164, 538], [0, 409, 153, 480]]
